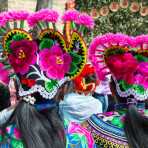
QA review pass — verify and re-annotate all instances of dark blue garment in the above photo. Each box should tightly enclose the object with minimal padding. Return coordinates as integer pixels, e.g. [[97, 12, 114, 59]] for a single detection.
[[93, 93, 108, 112], [0, 143, 12, 148], [35, 99, 58, 111], [114, 103, 145, 110]]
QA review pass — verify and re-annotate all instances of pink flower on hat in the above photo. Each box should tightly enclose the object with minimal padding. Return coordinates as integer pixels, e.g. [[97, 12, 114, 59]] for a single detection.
[[39, 44, 72, 80], [62, 10, 94, 29], [0, 63, 9, 85], [0, 11, 29, 26], [28, 9, 59, 27], [6, 10, 29, 21], [134, 62, 148, 89], [76, 13, 95, 29], [62, 10, 80, 22]]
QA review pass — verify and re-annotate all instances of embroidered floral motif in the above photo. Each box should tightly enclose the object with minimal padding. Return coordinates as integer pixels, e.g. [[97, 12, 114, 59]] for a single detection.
[[134, 62, 148, 89], [8, 40, 37, 75], [39, 44, 72, 80], [107, 53, 138, 84], [21, 78, 36, 88], [1, 10, 89, 99]]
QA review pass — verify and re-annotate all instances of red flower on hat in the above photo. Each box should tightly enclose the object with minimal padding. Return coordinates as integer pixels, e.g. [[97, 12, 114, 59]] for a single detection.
[[9, 40, 37, 75], [107, 53, 138, 84]]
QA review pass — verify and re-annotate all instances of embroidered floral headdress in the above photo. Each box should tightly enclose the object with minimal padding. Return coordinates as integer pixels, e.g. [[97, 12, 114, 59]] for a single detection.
[[73, 64, 98, 94], [89, 33, 148, 101], [0, 9, 94, 101]]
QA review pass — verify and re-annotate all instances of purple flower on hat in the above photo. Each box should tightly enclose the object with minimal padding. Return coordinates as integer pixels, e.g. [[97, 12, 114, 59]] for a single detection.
[[39, 44, 72, 80], [8, 40, 37, 75]]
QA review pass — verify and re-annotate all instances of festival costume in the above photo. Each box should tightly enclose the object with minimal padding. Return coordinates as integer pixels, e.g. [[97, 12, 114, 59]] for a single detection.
[[59, 64, 103, 123], [81, 33, 148, 147], [59, 92, 102, 123], [93, 74, 111, 112], [0, 9, 95, 147]]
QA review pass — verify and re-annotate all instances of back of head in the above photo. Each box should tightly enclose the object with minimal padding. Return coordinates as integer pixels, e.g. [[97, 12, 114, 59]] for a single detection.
[[124, 105, 148, 148], [0, 9, 93, 148], [10, 100, 65, 148], [89, 33, 148, 148]]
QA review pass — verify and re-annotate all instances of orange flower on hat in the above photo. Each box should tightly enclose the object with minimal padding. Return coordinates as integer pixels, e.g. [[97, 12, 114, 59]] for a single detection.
[[140, 6, 148, 16], [109, 2, 120, 12], [99, 6, 109, 16], [130, 2, 140, 13], [120, 0, 129, 9], [73, 64, 98, 94]]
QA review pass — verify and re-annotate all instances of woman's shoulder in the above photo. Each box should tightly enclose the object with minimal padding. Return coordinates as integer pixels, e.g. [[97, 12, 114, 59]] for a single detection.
[[81, 110, 128, 147], [82, 109, 148, 147]]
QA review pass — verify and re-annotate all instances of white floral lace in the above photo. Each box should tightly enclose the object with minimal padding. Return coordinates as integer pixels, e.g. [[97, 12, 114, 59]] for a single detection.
[[113, 77, 148, 101], [19, 77, 69, 99]]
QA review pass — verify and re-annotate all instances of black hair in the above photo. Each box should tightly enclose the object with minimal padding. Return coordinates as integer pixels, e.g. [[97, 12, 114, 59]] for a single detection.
[[2, 100, 65, 148], [124, 105, 148, 148], [0, 83, 10, 111], [110, 77, 148, 148], [54, 81, 74, 101], [0, 85, 66, 148]]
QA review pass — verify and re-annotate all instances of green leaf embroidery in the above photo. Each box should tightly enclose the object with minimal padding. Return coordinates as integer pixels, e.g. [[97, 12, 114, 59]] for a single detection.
[[39, 38, 54, 50]]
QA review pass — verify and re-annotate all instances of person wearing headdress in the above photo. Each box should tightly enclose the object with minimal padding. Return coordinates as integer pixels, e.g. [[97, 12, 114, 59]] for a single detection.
[[93, 74, 111, 112], [59, 63, 103, 123], [0, 9, 96, 148], [81, 33, 148, 148]]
